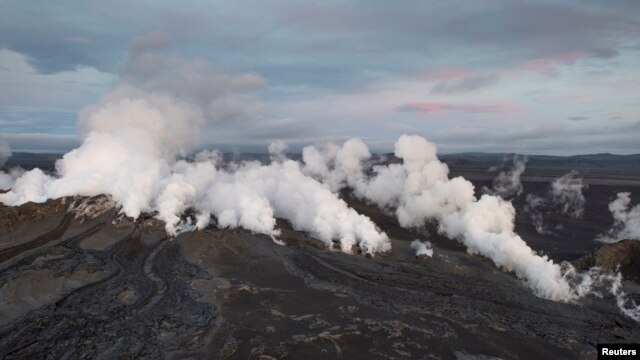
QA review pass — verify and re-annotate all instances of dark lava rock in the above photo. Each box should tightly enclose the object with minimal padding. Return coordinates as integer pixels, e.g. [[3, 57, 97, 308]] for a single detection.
[[0, 198, 68, 232], [0, 190, 639, 359], [572, 239, 640, 281]]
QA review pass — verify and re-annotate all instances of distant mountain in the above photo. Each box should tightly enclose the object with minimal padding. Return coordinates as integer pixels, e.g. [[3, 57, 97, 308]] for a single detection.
[[438, 153, 640, 172], [3, 152, 64, 172], [4, 151, 640, 173]]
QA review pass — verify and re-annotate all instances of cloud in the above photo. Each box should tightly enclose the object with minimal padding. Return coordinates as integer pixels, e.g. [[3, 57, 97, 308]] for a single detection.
[[2, 1, 637, 82], [122, 33, 268, 127], [398, 101, 520, 115], [129, 31, 174, 52], [431, 73, 499, 94], [430, 120, 640, 154], [0, 2, 122, 74], [2, 132, 79, 153], [1, 2, 639, 155], [568, 116, 588, 121]]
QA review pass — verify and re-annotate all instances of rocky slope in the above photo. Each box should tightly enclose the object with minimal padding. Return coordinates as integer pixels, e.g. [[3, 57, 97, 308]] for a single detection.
[[0, 196, 638, 359]]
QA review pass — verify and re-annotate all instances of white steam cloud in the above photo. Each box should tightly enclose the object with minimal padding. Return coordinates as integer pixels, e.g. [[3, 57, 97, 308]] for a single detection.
[[0, 139, 10, 167], [0, 139, 24, 191], [0, 34, 389, 255], [524, 171, 588, 234], [551, 171, 587, 218], [524, 194, 550, 234], [304, 136, 574, 300], [410, 240, 433, 258], [303, 135, 640, 318], [597, 193, 640, 243], [483, 154, 527, 198]]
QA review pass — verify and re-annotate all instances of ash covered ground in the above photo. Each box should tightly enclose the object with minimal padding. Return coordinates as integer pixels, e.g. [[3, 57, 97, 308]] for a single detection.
[[0, 159, 639, 359]]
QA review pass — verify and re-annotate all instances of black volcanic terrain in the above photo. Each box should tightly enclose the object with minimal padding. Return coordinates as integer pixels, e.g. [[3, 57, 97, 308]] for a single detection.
[[0, 154, 639, 359]]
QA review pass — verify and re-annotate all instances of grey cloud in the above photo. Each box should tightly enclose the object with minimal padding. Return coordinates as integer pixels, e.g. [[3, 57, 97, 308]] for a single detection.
[[588, 47, 619, 59], [431, 74, 499, 94], [1, 1, 639, 156], [434, 120, 639, 143], [0, 2, 125, 73], [129, 31, 173, 53], [431, 120, 640, 154], [568, 116, 588, 121], [0, 108, 76, 133], [436, 2, 635, 62], [4, 132, 80, 153], [2, 0, 638, 88], [118, 33, 269, 128]]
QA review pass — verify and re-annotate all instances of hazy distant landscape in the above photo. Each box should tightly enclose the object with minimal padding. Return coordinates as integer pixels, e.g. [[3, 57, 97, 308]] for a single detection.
[[7, 151, 640, 172]]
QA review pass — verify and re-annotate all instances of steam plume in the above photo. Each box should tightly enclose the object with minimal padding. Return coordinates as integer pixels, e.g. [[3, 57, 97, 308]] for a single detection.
[[597, 193, 640, 242], [303, 135, 639, 312], [0, 139, 10, 167], [410, 240, 433, 258], [551, 171, 587, 218], [524, 171, 588, 234], [483, 154, 527, 198], [0, 139, 23, 191], [0, 33, 390, 255]]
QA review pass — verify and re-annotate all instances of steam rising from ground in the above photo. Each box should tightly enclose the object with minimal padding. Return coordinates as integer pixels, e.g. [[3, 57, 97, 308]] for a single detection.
[[551, 171, 587, 218], [303, 135, 640, 318], [483, 154, 527, 198], [0, 94, 391, 254], [524, 171, 588, 234], [598, 193, 640, 243], [410, 240, 433, 258], [0, 140, 24, 191], [0, 139, 9, 167], [0, 139, 11, 190], [304, 136, 573, 300], [0, 34, 390, 255]]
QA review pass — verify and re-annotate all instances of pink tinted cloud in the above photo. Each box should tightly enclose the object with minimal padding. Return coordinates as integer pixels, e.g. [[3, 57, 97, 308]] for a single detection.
[[609, 111, 629, 120], [399, 101, 521, 114], [420, 68, 500, 94], [514, 51, 587, 76], [421, 50, 601, 84]]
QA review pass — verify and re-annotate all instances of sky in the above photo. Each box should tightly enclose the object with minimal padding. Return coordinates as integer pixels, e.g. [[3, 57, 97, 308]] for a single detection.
[[0, 0, 639, 155]]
